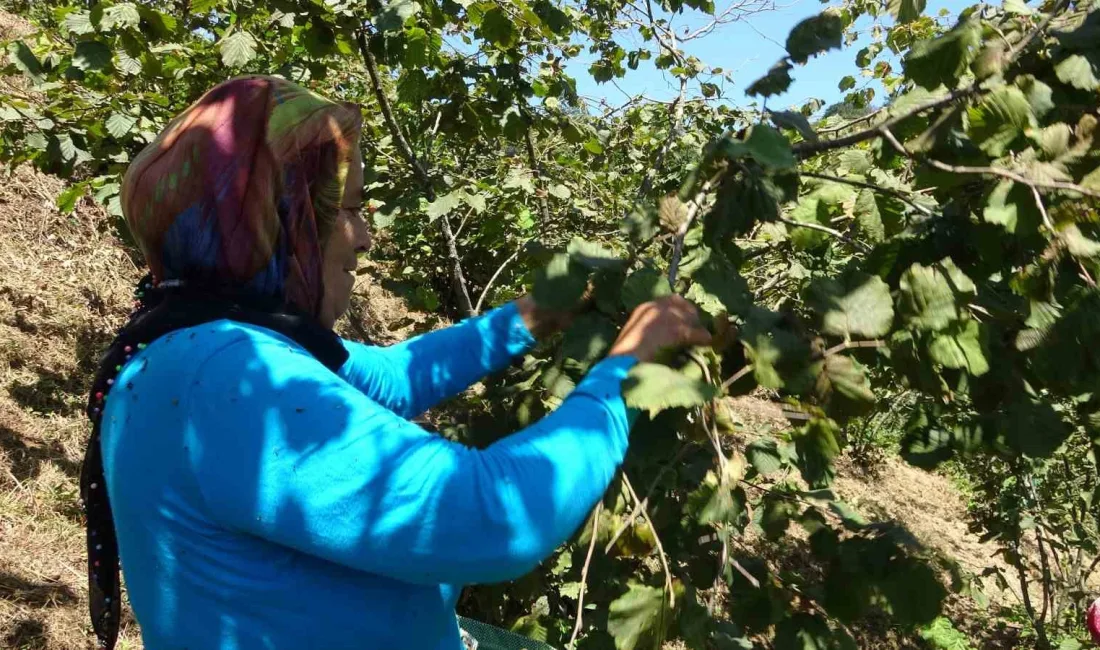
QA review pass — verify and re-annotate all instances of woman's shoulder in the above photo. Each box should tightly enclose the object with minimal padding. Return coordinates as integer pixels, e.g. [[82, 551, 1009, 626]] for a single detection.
[[144, 319, 320, 374]]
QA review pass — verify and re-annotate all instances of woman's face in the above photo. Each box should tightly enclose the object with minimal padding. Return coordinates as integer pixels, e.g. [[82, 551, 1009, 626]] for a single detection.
[[319, 147, 371, 329]]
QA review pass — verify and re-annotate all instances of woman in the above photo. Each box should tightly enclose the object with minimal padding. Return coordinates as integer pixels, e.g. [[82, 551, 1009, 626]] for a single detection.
[[81, 76, 710, 650]]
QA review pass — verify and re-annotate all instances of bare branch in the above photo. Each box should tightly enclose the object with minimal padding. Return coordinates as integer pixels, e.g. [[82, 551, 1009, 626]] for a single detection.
[[622, 473, 676, 608], [605, 445, 694, 553], [474, 247, 522, 314], [824, 339, 886, 357], [879, 127, 1100, 200], [777, 216, 871, 253], [792, 87, 980, 158], [569, 503, 603, 650], [357, 30, 476, 317], [721, 364, 754, 392], [799, 171, 935, 217], [814, 106, 886, 136], [669, 172, 723, 286]]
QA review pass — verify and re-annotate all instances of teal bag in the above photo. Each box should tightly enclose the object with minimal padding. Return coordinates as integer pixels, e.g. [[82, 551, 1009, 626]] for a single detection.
[[458, 616, 557, 650]]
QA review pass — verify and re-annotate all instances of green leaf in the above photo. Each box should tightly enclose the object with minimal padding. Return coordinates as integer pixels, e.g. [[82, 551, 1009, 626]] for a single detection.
[[219, 30, 257, 68], [996, 399, 1070, 458], [1055, 54, 1100, 91], [983, 180, 1039, 234], [854, 189, 885, 243], [838, 75, 856, 91], [686, 470, 747, 526], [786, 11, 844, 65], [1061, 224, 1100, 258], [928, 319, 990, 376], [967, 86, 1034, 157], [103, 3, 141, 30], [7, 42, 44, 85], [106, 113, 136, 139], [769, 110, 818, 142], [479, 7, 518, 48], [747, 59, 794, 98], [1003, 0, 1033, 14], [881, 559, 947, 625], [747, 439, 784, 475], [562, 313, 618, 365], [377, 0, 421, 32], [72, 41, 113, 71], [56, 182, 87, 214], [425, 190, 462, 221], [728, 125, 795, 170], [904, 19, 980, 90], [814, 355, 876, 417], [584, 138, 605, 154], [568, 238, 623, 270], [404, 27, 430, 67], [774, 613, 835, 650], [548, 184, 571, 200], [117, 51, 142, 76], [607, 581, 675, 650], [1017, 75, 1055, 118], [533, 253, 588, 310], [63, 10, 95, 35], [887, 0, 926, 23], [792, 418, 841, 488], [191, 0, 220, 12], [741, 309, 813, 390], [760, 493, 798, 540], [837, 150, 871, 174], [623, 363, 719, 416], [897, 259, 976, 331], [622, 266, 671, 312], [920, 617, 975, 650], [807, 273, 894, 339]]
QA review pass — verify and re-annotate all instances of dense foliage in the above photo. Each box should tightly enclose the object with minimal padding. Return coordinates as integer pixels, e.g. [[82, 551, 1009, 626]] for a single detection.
[[4, 0, 1100, 647]]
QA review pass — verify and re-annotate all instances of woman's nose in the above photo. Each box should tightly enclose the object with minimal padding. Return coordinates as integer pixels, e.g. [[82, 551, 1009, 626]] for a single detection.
[[354, 217, 372, 253]]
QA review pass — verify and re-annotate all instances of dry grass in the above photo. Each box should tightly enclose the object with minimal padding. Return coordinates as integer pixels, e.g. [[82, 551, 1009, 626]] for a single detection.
[[0, 165, 143, 649]]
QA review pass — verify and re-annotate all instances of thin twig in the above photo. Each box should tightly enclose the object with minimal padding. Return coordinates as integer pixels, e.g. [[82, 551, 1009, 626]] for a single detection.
[[605, 445, 695, 553], [569, 503, 603, 650], [823, 339, 886, 357], [799, 171, 935, 217], [1029, 184, 1056, 232], [668, 172, 723, 287], [792, 87, 980, 158], [777, 216, 871, 253], [622, 473, 676, 608], [880, 127, 1100, 200], [474, 247, 522, 314], [814, 106, 886, 136], [721, 364, 754, 391]]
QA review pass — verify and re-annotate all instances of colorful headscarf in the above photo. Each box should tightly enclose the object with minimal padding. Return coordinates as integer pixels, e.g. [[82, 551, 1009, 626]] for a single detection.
[[82, 77, 362, 650], [121, 75, 363, 316]]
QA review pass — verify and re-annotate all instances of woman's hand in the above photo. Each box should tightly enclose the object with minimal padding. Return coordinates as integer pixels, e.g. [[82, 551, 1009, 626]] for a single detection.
[[608, 296, 712, 363], [514, 295, 578, 339]]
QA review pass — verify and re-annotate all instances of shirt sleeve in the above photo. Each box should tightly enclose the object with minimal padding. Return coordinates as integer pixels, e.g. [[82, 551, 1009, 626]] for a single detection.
[[189, 334, 637, 586], [338, 302, 536, 418]]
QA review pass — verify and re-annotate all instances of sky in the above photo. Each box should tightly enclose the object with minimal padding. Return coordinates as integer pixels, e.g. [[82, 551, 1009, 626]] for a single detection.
[[564, 0, 971, 113]]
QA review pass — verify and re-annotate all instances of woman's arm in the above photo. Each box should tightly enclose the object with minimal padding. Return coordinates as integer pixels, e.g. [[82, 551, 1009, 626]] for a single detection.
[[191, 333, 634, 585], [338, 301, 537, 418]]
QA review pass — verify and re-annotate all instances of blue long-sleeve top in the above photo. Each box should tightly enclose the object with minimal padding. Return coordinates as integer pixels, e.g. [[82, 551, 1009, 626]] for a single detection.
[[99, 303, 636, 650]]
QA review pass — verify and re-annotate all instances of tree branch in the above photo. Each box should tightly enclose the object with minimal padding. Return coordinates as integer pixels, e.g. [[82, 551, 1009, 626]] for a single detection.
[[799, 171, 935, 217], [605, 444, 694, 554], [569, 503, 603, 650], [777, 216, 871, 252], [721, 364, 754, 391], [792, 87, 980, 158], [474, 247, 522, 314], [357, 30, 476, 317], [622, 472, 676, 608], [824, 339, 886, 357], [879, 127, 1100, 200], [669, 171, 723, 287]]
